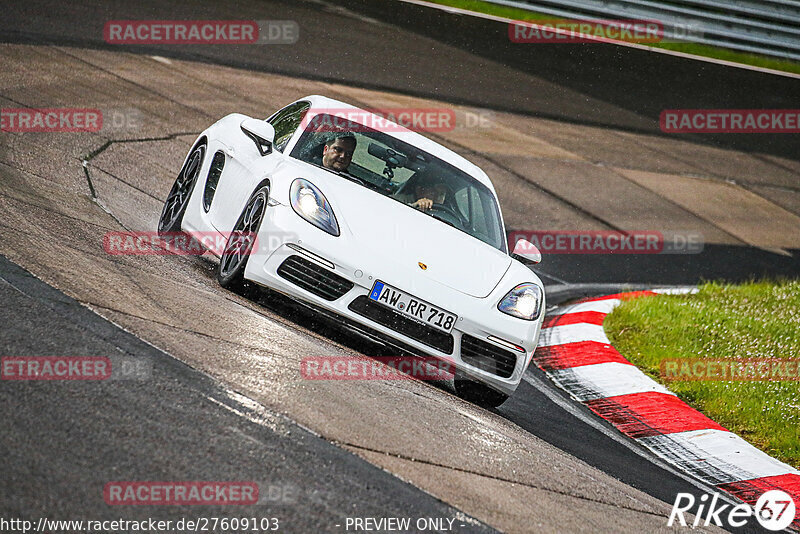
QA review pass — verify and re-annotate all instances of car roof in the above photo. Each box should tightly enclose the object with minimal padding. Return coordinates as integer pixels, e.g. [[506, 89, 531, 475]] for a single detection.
[[295, 95, 497, 193]]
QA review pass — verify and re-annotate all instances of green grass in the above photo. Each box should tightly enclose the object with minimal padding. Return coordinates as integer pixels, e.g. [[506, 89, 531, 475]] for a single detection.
[[604, 281, 800, 469], [424, 0, 800, 75]]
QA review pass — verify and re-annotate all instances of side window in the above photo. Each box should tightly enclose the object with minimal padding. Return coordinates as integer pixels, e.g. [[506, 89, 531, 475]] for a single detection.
[[268, 101, 310, 152]]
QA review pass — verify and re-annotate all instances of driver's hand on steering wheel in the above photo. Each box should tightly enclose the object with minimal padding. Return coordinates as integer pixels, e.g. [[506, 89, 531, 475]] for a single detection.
[[411, 198, 434, 211]]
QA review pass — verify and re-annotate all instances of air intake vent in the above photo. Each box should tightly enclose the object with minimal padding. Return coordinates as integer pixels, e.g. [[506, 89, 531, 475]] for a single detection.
[[277, 255, 353, 301], [348, 296, 454, 354], [203, 151, 225, 212], [460, 335, 517, 378]]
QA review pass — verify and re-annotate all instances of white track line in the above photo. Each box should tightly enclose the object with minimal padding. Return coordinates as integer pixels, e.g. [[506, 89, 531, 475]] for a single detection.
[[639, 429, 800, 485], [539, 323, 610, 347], [522, 371, 736, 501], [549, 361, 675, 401], [551, 298, 622, 316]]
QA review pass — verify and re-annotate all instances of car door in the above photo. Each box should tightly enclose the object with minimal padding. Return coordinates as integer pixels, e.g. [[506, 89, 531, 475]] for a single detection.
[[209, 101, 311, 233]]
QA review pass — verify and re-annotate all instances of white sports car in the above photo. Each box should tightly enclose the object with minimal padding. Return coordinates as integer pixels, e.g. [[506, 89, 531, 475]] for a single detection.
[[158, 95, 544, 407]]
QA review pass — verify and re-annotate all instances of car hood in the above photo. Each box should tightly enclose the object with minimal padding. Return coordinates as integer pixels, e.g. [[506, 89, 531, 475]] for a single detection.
[[325, 178, 512, 298]]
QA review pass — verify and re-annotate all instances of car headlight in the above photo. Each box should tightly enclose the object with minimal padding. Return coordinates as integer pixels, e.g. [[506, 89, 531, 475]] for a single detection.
[[290, 179, 339, 236], [497, 283, 543, 321]]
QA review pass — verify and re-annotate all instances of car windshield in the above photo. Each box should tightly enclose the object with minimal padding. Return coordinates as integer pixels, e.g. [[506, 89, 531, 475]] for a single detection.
[[290, 113, 506, 252]]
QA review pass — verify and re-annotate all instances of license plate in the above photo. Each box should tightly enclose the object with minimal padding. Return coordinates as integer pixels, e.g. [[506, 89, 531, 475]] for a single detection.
[[368, 280, 457, 333]]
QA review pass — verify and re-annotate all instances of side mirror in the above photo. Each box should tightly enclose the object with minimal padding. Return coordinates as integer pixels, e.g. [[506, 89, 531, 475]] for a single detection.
[[240, 118, 275, 156], [511, 239, 541, 265]]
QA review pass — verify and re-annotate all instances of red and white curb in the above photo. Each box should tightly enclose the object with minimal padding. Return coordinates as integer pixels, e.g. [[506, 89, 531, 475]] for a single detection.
[[534, 289, 800, 528]]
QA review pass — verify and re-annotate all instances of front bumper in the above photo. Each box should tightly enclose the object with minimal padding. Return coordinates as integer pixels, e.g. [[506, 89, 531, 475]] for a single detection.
[[244, 203, 543, 396]]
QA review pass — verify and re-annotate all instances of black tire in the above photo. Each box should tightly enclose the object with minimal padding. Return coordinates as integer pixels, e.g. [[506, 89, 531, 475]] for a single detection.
[[454, 373, 509, 408], [217, 185, 269, 291], [158, 143, 206, 234]]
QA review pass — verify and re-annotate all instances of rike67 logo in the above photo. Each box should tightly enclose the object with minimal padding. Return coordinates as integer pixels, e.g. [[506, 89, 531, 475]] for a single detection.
[[669, 490, 796, 531]]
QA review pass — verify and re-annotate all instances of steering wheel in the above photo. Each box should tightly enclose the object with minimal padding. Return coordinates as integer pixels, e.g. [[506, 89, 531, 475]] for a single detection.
[[428, 203, 466, 228]]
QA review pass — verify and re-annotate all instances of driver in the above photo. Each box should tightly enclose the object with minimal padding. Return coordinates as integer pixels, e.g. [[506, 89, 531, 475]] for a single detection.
[[410, 175, 448, 211], [322, 133, 356, 172]]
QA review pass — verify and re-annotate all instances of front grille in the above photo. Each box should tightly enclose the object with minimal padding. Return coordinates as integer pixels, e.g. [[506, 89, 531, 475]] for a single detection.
[[277, 255, 354, 301], [348, 296, 454, 354], [460, 335, 518, 378]]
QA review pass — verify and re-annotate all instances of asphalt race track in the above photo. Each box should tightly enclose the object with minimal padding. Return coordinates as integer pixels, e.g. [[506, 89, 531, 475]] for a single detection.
[[0, 255, 493, 533], [1, 0, 798, 532]]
